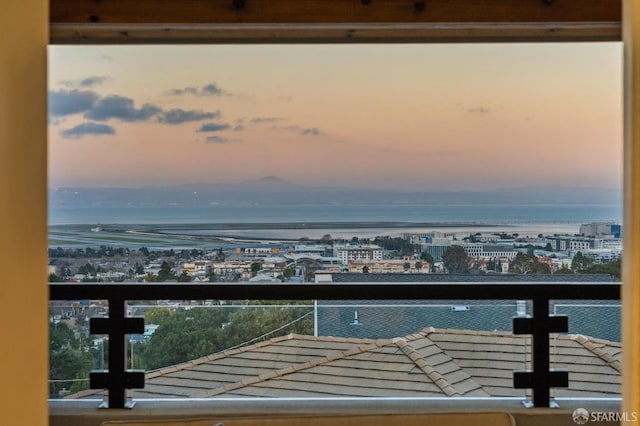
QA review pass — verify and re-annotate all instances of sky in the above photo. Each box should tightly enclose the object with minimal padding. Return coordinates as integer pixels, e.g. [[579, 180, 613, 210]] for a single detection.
[[48, 43, 622, 191]]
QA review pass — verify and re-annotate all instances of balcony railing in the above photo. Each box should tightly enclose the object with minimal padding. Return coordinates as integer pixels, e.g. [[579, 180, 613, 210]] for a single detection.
[[49, 281, 620, 409]]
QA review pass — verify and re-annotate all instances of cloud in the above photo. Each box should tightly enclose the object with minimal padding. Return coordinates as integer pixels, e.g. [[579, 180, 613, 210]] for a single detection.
[[166, 82, 227, 97], [205, 136, 238, 144], [301, 127, 320, 136], [467, 106, 491, 114], [251, 117, 283, 124], [60, 122, 115, 139], [158, 109, 221, 125], [166, 87, 197, 96], [60, 76, 107, 89], [197, 123, 231, 132], [48, 117, 66, 126], [201, 83, 225, 96], [84, 95, 162, 122], [49, 89, 100, 117], [233, 125, 246, 131], [277, 124, 322, 136]]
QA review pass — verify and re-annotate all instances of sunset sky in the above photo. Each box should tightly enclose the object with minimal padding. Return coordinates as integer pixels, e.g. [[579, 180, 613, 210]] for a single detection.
[[48, 43, 622, 191]]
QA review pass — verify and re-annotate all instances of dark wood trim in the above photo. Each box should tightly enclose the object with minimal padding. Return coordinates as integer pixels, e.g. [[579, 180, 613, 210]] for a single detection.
[[50, 0, 622, 44], [50, 0, 621, 25], [50, 22, 621, 44]]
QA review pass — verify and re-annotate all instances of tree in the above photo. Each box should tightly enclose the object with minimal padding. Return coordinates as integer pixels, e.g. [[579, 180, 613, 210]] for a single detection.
[[143, 273, 158, 282], [141, 303, 314, 371], [282, 267, 295, 278], [441, 246, 470, 273], [420, 252, 434, 263], [571, 251, 594, 271], [215, 247, 225, 261], [141, 307, 231, 370], [157, 261, 175, 282], [509, 252, 551, 274], [487, 259, 496, 272], [554, 266, 575, 274], [177, 271, 191, 282], [77, 262, 96, 276], [134, 262, 145, 275], [362, 265, 369, 274], [220, 305, 313, 350], [250, 262, 262, 277], [49, 322, 93, 398], [374, 236, 416, 256], [420, 252, 435, 272], [581, 260, 621, 278], [415, 261, 423, 272], [320, 234, 333, 243], [49, 272, 60, 282]]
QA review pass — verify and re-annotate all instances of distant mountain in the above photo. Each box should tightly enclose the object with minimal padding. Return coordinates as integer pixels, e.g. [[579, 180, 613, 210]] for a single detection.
[[49, 178, 622, 208]]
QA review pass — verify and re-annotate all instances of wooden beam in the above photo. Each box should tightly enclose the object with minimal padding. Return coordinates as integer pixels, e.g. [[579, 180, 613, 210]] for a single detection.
[[49, 22, 621, 44], [50, 0, 621, 44], [623, 0, 640, 418]]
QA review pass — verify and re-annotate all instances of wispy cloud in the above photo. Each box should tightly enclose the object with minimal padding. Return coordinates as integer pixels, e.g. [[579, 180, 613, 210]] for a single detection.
[[205, 136, 239, 144], [201, 83, 225, 96], [467, 106, 491, 114], [158, 109, 221, 125], [49, 89, 100, 117], [301, 127, 320, 136], [241, 116, 322, 136], [166, 82, 228, 97], [60, 122, 115, 139], [84, 95, 162, 122], [197, 123, 231, 132], [276, 124, 322, 136], [250, 117, 284, 124], [60, 76, 107, 89]]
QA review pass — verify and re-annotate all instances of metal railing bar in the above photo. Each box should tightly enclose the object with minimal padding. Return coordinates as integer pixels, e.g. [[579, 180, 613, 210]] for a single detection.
[[49, 282, 621, 301]]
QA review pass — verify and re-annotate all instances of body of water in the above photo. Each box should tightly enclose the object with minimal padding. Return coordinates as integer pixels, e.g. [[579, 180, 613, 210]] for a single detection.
[[49, 203, 621, 227], [48, 203, 622, 245]]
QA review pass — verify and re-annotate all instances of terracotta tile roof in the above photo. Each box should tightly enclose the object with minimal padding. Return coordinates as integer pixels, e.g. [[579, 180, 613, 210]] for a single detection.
[[68, 328, 620, 400]]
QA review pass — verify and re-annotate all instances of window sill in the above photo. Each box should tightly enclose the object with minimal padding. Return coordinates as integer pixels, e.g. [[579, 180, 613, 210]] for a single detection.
[[49, 397, 622, 426]]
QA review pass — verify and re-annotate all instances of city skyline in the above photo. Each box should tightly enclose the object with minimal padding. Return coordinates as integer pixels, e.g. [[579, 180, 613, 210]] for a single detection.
[[48, 43, 622, 192]]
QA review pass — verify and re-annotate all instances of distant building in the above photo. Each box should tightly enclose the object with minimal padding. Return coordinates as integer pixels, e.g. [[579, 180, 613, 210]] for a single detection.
[[291, 244, 329, 257], [347, 259, 427, 274], [181, 260, 211, 276], [421, 244, 450, 261], [580, 222, 622, 238], [422, 242, 516, 262], [210, 261, 254, 279], [482, 245, 517, 260], [581, 249, 622, 264], [235, 247, 280, 256], [547, 236, 605, 252], [334, 244, 383, 264]]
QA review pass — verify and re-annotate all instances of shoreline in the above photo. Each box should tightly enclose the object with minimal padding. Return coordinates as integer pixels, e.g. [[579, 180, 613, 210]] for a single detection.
[[46, 221, 589, 249], [49, 221, 505, 230]]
